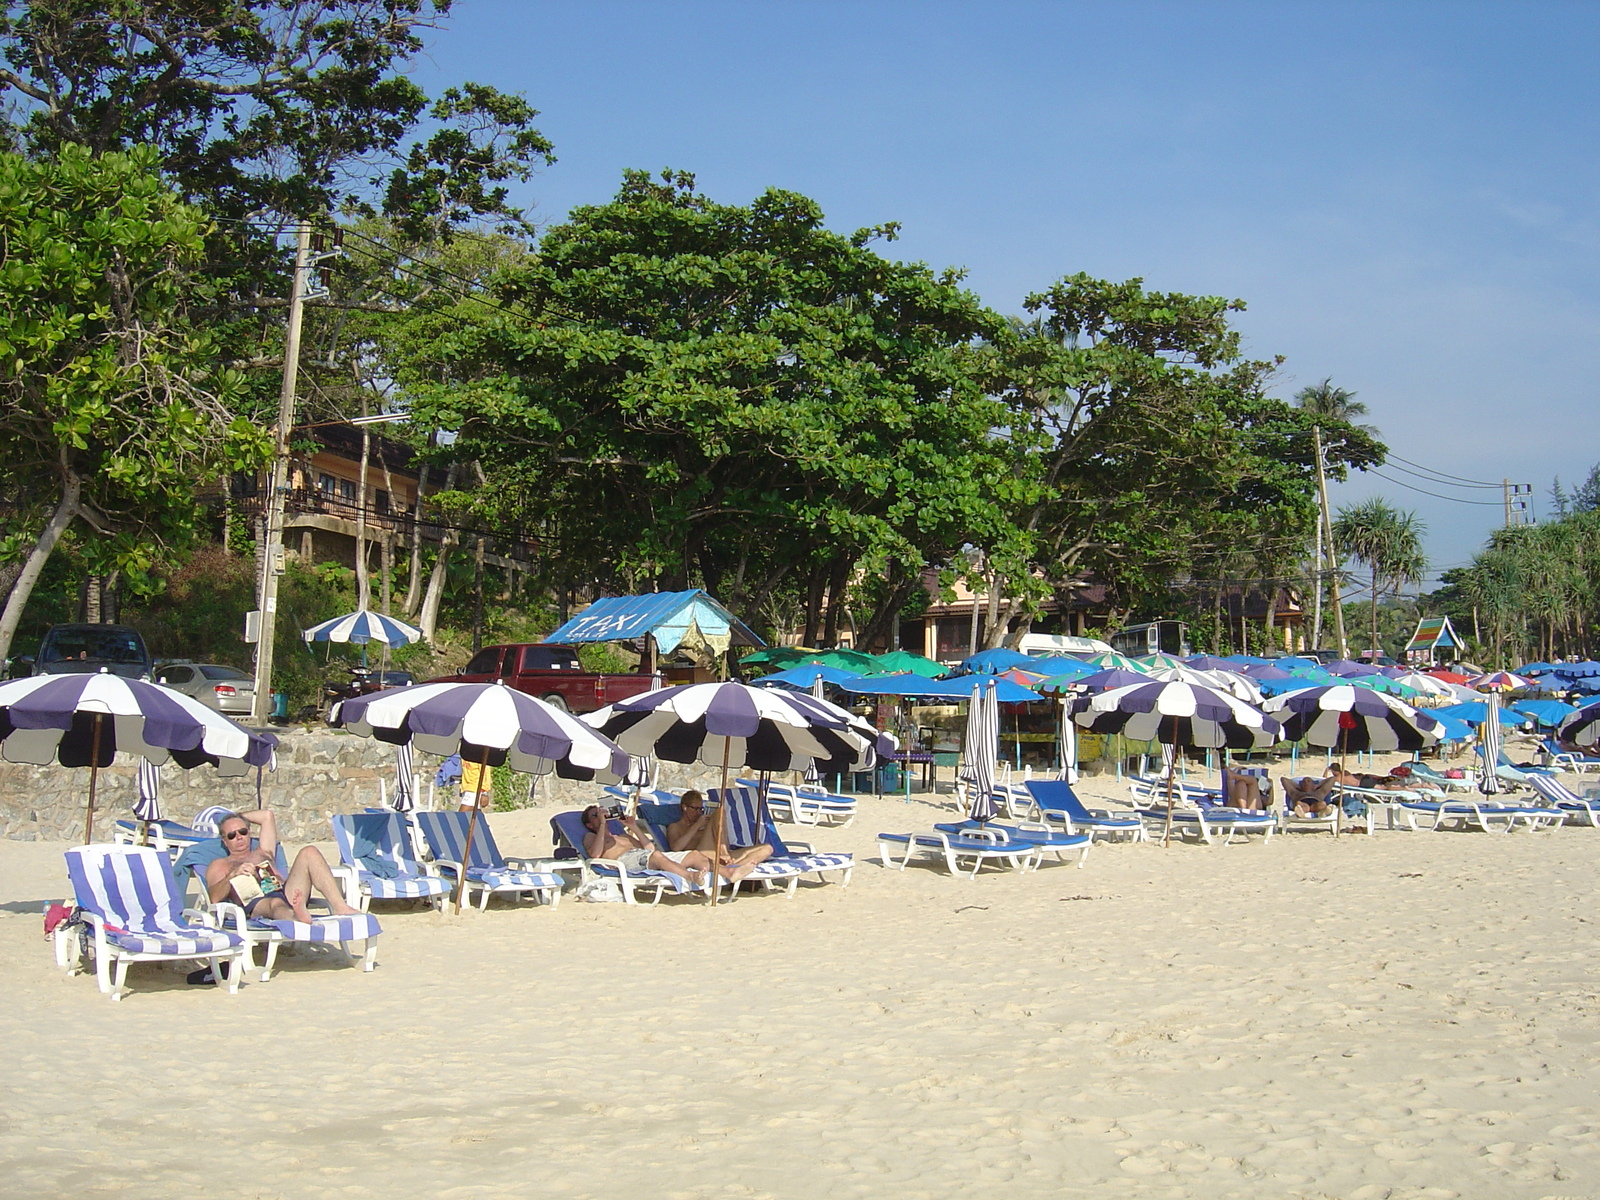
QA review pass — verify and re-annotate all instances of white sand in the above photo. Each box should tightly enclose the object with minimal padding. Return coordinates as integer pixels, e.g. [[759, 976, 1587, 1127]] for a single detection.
[[4, 774, 1600, 1199]]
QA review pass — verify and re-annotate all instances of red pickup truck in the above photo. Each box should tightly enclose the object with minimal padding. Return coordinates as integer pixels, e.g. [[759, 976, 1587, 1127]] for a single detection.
[[430, 643, 658, 713]]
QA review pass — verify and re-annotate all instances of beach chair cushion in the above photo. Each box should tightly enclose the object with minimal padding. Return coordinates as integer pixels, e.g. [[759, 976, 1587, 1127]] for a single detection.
[[254, 913, 382, 943], [713, 787, 853, 879], [332, 813, 451, 900], [68, 847, 244, 957]]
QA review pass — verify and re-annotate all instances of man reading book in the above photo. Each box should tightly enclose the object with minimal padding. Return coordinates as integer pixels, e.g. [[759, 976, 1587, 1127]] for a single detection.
[[205, 809, 360, 924]]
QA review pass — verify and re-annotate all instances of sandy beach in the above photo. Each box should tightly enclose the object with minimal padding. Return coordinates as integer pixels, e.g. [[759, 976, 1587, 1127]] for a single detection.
[[5, 774, 1600, 1200]]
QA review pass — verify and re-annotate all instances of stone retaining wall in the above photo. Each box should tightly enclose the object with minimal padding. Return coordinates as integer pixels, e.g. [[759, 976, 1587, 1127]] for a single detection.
[[0, 729, 730, 842]]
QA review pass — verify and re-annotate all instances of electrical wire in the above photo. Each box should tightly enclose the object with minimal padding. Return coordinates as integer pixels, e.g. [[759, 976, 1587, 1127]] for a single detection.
[[1381, 460, 1503, 490], [1386, 452, 1501, 488], [1368, 471, 1505, 506]]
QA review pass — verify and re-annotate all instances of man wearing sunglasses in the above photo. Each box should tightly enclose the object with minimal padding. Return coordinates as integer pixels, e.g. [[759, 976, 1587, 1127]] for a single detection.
[[664, 790, 773, 875], [204, 809, 359, 925]]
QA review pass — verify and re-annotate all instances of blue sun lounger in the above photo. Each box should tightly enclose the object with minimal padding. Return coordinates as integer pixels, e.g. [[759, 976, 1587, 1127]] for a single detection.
[[331, 812, 453, 910], [736, 778, 858, 827], [712, 787, 855, 889], [633, 801, 808, 899], [1540, 738, 1600, 774], [1022, 780, 1144, 842], [876, 830, 1041, 877], [63, 844, 247, 999], [1529, 774, 1600, 825], [414, 811, 569, 910], [932, 820, 1091, 867]]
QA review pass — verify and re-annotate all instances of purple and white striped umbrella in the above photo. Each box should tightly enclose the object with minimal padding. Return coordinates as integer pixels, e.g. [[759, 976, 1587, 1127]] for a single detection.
[[585, 682, 895, 775], [0, 673, 277, 772], [1558, 701, 1600, 747], [1263, 685, 1444, 753], [0, 672, 278, 841], [332, 682, 629, 781], [303, 608, 424, 647], [1070, 679, 1281, 750]]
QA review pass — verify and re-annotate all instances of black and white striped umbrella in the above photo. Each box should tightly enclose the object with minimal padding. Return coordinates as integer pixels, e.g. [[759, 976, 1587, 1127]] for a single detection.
[[332, 681, 630, 781], [1263, 685, 1444, 753], [1557, 700, 1600, 747], [0, 672, 278, 841], [134, 759, 162, 822], [1478, 688, 1503, 795], [958, 679, 1000, 822], [332, 681, 630, 911], [585, 682, 894, 775], [1070, 679, 1281, 750], [391, 741, 417, 812]]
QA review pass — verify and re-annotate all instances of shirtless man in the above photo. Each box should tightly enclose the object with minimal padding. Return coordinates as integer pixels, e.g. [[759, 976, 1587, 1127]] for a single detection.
[[1220, 771, 1270, 811], [665, 791, 774, 873], [1282, 774, 1338, 816], [205, 809, 360, 924], [581, 804, 753, 886]]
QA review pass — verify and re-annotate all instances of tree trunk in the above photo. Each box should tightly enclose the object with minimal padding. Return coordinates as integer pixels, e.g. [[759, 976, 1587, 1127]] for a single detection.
[[1370, 571, 1381, 658], [471, 536, 485, 654], [403, 462, 429, 616], [802, 564, 826, 646], [0, 464, 81, 667], [417, 466, 460, 642], [355, 426, 371, 611], [821, 557, 850, 646], [1264, 583, 1279, 652], [380, 535, 393, 616]]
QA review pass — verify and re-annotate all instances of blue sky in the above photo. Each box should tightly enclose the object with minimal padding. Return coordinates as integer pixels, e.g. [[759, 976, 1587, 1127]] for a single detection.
[[413, 0, 1600, 583]]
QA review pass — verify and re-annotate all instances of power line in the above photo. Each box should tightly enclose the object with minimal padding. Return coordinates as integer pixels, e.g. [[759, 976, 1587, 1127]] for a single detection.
[[1368, 470, 1505, 506], [1382, 460, 1502, 490], [1386, 452, 1500, 487]]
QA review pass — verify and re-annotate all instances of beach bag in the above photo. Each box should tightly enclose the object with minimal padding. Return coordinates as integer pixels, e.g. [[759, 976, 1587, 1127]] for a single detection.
[[575, 877, 625, 904], [1445, 768, 1465, 779]]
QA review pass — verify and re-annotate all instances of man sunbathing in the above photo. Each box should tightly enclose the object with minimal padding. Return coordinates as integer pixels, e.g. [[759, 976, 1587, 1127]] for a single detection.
[[664, 790, 774, 872], [206, 809, 360, 924], [1323, 764, 1415, 791], [582, 805, 754, 886], [1282, 774, 1338, 816]]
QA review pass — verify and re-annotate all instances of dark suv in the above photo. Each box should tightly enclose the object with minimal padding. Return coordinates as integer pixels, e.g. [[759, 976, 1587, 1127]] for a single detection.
[[18, 623, 153, 679]]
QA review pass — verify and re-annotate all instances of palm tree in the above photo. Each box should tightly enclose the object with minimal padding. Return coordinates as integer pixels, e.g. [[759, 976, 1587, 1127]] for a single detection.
[[1332, 499, 1427, 657], [1294, 379, 1380, 438]]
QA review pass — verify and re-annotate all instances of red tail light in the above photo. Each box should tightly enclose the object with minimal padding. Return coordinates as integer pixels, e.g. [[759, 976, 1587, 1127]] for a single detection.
[[214, 685, 237, 696]]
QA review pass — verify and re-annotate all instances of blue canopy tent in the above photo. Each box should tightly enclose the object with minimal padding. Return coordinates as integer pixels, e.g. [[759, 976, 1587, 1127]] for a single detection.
[[541, 590, 763, 671], [755, 664, 866, 690], [1510, 698, 1578, 729], [841, 674, 1042, 703], [956, 648, 1035, 675], [1432, 700, 1530, 728]]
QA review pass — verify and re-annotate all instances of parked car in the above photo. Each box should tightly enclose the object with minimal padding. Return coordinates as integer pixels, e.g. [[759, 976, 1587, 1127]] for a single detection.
[[154, 661, 256, 715], [14, 623, 152, 679], [428, 643, 656, 713]]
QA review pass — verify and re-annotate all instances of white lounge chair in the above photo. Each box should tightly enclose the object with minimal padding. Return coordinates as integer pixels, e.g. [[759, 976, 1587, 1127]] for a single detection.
[[876, 830, 1041, 877], [62, 844, 247, 999], [331, 812, 453, 910]]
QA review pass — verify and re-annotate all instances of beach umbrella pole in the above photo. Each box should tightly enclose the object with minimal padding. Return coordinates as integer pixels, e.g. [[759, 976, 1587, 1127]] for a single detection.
[[1163, 716, 1177, 848], [455, 746, 491, 913], [83, 713, 104, 844], [711, 735, 731, 908]]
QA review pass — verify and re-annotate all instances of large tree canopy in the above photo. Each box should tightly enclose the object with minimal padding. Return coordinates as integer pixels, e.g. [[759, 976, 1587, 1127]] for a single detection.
[[392, 170, 1022, 645]]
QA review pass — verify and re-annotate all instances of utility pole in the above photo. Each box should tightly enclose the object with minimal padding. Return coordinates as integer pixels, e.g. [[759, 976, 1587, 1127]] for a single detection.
[[1502, 479, 1533, 527], [250, 223, 313, 724], [1312, 427, 1348, 658]]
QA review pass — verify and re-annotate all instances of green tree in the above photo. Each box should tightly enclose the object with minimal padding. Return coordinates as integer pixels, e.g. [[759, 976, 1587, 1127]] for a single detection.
[[984, 277, 1385, 646], [394, 170, 1019, 650], [0, 144, 268, 664], [1332, 498, 1426, 658]]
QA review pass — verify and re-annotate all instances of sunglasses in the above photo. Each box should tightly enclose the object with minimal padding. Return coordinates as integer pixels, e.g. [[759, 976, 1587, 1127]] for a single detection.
[[222, 828, 250, 840]]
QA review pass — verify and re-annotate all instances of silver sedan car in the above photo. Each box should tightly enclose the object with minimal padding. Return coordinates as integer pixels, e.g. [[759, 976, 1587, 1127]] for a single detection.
[[155, 662, 256, 715]]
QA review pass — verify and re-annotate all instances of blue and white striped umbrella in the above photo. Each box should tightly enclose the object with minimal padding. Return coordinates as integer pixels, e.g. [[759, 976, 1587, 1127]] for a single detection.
[[1479, 689, 1502, 795], [392, 741, 416, 811], [1264, 685, 1443, 753], [302, 609, 424, 647], [134, 758, 162, 822], [586, 682, 895, 775]]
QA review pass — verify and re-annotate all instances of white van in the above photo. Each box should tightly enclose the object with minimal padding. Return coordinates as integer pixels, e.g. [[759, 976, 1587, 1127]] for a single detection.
[[1016, 633, 1114, 658]]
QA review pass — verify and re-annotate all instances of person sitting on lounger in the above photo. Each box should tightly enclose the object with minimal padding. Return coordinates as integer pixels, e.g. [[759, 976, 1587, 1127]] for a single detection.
[[206, 809, 360, 924], [665, 790, 775, 871], [1221, 771, 1270, 810], [582, 805, 754, 887], [1282, 775, 1337, 816]]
